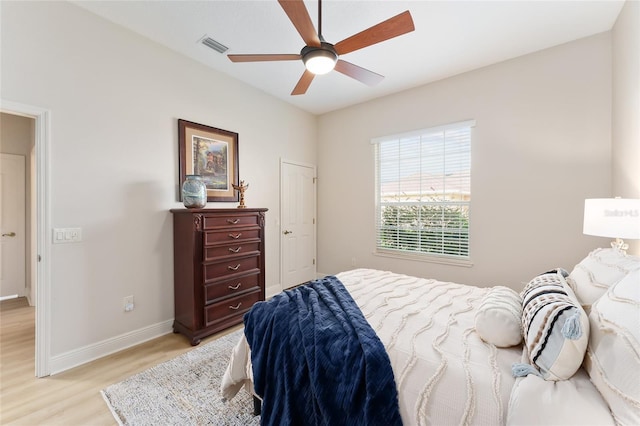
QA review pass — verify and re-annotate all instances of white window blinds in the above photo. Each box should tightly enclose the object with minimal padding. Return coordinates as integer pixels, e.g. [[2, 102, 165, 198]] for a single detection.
[[373, 120, 474, 259]]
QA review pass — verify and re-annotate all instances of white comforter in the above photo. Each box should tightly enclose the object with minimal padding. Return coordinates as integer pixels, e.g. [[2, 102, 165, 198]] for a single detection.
[[338, 269, 522, 425], [222, 268, 522, 425], [222, 268, 622, 425]]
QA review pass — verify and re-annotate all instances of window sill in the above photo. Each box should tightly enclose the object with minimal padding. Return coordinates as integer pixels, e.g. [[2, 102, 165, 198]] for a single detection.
[[373, 249, 474, 268]]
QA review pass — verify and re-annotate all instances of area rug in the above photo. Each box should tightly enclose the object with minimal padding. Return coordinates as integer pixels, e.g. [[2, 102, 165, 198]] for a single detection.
[[101, 329, 259, 426]]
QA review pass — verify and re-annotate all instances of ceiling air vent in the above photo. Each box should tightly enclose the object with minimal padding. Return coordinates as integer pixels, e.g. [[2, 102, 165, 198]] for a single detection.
[[201, 36, 228, 54]]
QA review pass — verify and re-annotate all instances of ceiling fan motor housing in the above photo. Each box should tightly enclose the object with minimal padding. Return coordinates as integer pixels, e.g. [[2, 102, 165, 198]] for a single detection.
[[301, 42, 338, 74]]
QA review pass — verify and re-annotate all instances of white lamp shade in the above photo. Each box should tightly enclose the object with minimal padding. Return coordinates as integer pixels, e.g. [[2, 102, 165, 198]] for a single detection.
[[583, 198, 640, 239]]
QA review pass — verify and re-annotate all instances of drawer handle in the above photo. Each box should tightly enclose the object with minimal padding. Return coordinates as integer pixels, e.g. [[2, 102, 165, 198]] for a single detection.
[[227, 219, 240, 224], [228, 264, 241, 271], [228, 283, 242, 290], [228, 247, 242, 253], [229, 302, 242, 310], [228, 233, 242, 239]]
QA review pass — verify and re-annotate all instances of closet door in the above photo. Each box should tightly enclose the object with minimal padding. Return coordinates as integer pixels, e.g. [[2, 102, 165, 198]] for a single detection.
[[281, 160, 316, 289]]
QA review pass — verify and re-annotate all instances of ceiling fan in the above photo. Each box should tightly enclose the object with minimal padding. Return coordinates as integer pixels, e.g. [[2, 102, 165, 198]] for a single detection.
[[227, 0, 415, 95]]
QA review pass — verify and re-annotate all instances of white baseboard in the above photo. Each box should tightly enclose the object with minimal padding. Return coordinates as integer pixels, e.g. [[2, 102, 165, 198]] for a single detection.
[[265, 283, 281, 299], [49, 319, 174, 375]]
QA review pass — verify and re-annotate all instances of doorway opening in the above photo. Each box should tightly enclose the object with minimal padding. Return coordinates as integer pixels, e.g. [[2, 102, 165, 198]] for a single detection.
[[1, 101, 51, 377]]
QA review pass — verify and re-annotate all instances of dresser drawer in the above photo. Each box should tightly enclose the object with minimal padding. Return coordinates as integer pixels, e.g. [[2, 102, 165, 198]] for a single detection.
[[204, 272, 260, 304], [204, 289, 261, 326], [203, 242, 260, 262], [204, 228, 261, 246], [202, 214, 259, 229], [203, 255, 260, 283]]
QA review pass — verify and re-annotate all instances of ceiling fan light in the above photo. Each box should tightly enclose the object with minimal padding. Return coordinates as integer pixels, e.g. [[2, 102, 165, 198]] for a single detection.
[[303, 49, 337, 75]]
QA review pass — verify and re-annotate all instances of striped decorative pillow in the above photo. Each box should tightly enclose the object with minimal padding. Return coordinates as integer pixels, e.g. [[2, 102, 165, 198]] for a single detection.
[[517, 269, 589, 381]]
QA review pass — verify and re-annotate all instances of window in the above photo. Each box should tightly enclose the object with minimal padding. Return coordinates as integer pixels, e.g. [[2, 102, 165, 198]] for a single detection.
[[373, 120, 474, 260]]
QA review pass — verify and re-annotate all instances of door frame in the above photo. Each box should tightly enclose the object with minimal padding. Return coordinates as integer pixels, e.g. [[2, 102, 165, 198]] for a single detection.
[[279, 158, 317, 290], [1, 100, 51, 377]]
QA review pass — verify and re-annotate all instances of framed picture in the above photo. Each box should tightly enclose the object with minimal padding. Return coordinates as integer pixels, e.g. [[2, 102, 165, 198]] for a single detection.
[[178, 119, 239, 202]]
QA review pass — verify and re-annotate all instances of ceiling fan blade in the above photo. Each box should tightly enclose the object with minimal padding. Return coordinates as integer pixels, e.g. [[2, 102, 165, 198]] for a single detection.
[[228, 54, 301, 62], [334, 60, 384, 86], [334, 10, 415, 56], [291, 70, 315, 95], [278, 0, 321, 48]]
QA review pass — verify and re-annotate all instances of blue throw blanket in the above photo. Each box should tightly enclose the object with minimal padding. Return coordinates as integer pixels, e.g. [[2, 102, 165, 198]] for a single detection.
[[244, 275, 402, 426]]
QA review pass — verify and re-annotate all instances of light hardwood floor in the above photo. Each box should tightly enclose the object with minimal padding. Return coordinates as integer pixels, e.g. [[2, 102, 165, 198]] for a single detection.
[[0, 297, 240, 425]]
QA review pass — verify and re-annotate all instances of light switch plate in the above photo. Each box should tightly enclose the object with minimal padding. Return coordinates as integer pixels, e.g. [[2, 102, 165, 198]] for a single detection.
[[53, 228, 82, 243]]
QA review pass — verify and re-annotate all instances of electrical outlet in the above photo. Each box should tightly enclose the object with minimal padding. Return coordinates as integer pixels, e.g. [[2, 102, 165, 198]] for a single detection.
[[351, 257, 356, 266], [123, 295, 134, 312]]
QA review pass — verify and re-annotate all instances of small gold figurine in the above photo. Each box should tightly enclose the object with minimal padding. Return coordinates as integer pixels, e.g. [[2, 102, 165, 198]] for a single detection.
[[232, 180, 249, 208]]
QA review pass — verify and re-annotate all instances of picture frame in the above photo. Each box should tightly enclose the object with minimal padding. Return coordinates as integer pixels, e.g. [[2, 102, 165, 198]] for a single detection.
[[178, 119, 239, 202]]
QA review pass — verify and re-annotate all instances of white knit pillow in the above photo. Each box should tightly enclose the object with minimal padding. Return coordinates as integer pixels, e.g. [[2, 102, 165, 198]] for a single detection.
[[475, 286, 522, 347], [507, 369, 615, 425], [584, 269, 640, 425], [517, 270, 589, 381], [568, 248, 640, 310]]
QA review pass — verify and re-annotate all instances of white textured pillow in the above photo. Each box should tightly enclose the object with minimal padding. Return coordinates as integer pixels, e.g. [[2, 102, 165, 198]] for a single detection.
[[475, 286, 522, 347], [519, 270, 589, 381], [507, 368, 615, 425], [568, 248, 640, 310], [584, 268, 640, 425]]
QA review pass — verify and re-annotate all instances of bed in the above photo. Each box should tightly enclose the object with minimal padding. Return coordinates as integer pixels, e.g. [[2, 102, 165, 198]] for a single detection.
[[221, 248, 640, 425]]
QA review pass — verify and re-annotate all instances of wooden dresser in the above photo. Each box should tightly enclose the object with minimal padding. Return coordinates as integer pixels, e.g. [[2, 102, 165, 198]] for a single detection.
[[170, 208, 267, 345]]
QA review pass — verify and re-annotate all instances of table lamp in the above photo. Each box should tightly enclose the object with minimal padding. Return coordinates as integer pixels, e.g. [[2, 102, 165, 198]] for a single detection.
[[583, 198, 640, 254]]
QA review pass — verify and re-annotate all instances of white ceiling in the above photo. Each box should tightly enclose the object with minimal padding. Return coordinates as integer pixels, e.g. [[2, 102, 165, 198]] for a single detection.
[[71, 0, 625, 115]]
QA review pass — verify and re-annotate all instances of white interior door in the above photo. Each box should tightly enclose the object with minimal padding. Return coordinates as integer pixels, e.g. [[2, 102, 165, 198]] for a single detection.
[[281, 160, 316, 289], [1, 153, 26, 298]]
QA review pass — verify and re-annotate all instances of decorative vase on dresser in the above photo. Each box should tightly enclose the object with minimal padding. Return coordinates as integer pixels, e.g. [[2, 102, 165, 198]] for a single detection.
[[181, 175, 207, 208], [170, 208, 268, 345]]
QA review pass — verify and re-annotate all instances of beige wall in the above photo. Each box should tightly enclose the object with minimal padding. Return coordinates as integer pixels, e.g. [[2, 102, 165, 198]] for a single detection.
[[317, 33, 612, 289], [612, 0, 640, 256], [1, 113, 33, 155], [1, 1, 317, 367]]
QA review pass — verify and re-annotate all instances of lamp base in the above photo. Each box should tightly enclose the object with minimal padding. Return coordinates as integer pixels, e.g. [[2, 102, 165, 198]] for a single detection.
[[610, 238, 629, 254]]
